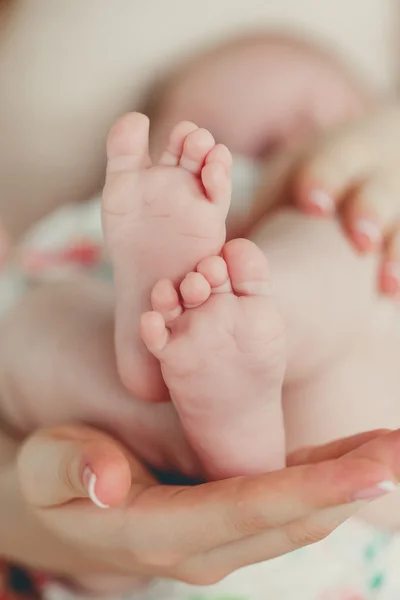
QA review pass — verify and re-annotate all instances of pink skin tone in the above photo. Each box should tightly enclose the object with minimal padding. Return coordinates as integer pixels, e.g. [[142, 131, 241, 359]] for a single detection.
[[3, 114, 400, 528], [141, 239, 286, 479], [0, 34, 365, 266], [292, 106, 400, 295], [150, 35, 366, 162], [0, 30, 396, 301], [149, 35, 400, 297], [103, 112, 400, 487], [103, 113, 286, 477], [102, 113, 231, 404]]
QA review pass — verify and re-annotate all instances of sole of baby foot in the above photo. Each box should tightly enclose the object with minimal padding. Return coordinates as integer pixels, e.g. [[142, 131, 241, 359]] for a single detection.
[[141, 238, 287, 479], [102, 113, 232, 402]]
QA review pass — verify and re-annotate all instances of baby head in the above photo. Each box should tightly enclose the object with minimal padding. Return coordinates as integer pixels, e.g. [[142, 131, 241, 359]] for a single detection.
[[146, 32, 370, 160]]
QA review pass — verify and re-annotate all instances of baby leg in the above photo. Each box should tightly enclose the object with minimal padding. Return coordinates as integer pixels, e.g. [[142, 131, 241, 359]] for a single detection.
[[249, 210, 400, 452], [102, 113, 231, 402], [141, 239, 286, 480]]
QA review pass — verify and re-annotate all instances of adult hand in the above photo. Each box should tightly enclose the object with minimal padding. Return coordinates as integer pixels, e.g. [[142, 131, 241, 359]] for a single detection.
[[4, 424, 400, 590], [251, 105, 400, 297]]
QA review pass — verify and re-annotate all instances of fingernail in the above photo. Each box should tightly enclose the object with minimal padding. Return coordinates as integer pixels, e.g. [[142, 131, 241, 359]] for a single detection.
[[352, 480, 398, 501], [353, 219, 382, 250], [82, 466, 109, 509], [308, 190, 335, 214], [381, 261, 400, 296]]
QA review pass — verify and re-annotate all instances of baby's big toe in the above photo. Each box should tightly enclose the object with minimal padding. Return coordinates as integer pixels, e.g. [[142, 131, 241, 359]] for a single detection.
[[222, 238, 272, 297], [106, 112, 151, 176]]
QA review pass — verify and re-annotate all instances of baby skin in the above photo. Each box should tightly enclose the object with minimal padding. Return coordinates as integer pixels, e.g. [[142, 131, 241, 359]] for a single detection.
[[103, 114, 286, 478], [141, 240, 286, 478], [0, 33, 366, 265], [103, 113, 231, 403]]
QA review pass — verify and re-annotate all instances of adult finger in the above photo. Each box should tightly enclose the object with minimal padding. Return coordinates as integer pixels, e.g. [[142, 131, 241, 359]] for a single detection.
[[342, 170, 400, 253], [294, 106, 400, 216], [17, 424, 139, 509], [294, 124, 374, 215], [380, 226, 400, 296], [178, 430, 400, 583], [183, 503, 363, 584], [288, 429, 391, 466], [128, 430, 400, 562]]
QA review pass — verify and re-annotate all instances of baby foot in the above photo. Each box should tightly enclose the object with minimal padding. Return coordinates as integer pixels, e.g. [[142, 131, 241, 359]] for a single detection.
[[140, 238, 286, 479], [102, 113, 231, 402]]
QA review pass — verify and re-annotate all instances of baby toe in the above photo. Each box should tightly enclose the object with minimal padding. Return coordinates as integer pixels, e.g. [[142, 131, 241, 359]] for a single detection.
[[140, 311, 169, 356], [196, 255, 230, 291], [222, 238, 272, 297], [180, 271, 211, 308], [106, 112, 151, 175], [151, 279, 182, 324], [179, 128, 215, 174], [205, 143, 232, 171], [158, 121, 198, 167], [202, 168, 231, 210]]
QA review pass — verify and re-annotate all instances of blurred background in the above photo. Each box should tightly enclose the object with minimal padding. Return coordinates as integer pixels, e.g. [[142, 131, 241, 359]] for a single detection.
[[0, 0, 396, 215], [0, 0, 397, 307]]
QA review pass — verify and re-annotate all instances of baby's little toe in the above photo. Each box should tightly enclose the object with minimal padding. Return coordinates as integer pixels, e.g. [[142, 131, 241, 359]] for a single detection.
[[201, 144, 232, 205], [205, 144, 232, 171], [140, 311, 169, 355]]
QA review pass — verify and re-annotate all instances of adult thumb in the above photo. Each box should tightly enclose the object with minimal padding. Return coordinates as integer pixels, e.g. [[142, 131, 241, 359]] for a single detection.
[[17, 424, 139, 509]]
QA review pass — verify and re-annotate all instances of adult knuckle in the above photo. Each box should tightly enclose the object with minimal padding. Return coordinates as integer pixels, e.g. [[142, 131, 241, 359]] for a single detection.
[[229, 481, 269, 536], [285, 519, 333, 548], [125, 526, 183, 570]]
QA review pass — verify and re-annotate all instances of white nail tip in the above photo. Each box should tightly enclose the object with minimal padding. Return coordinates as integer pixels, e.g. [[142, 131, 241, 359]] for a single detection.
[[354, 219, 382, 243], [309, 190, 334, 212], [87, 472, 110, 509], [376, 480, 398, 493]]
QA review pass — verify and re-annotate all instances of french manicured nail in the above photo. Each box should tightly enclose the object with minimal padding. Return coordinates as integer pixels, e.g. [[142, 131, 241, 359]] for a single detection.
[[309, 190, 335, 214], [82, 466, 109, 509], [381, 261, 400, 295], [353, 219, 382, 249], [352, 480, 398, 501]]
